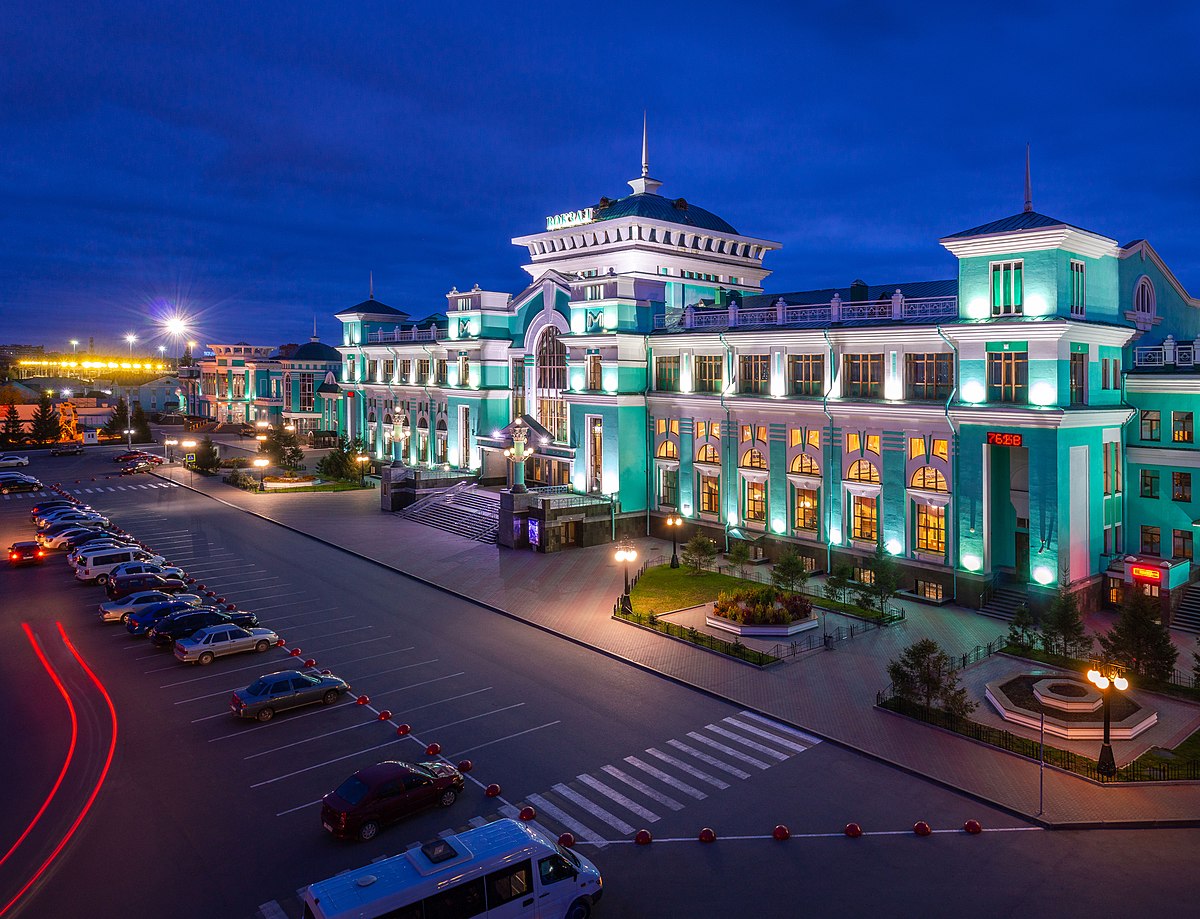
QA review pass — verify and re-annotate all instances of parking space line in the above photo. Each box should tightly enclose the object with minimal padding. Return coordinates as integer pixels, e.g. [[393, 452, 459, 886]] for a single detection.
[[420, 702, 525, 735], [158, 654, 311, 685], [251, 737, 405, 787], [254, 599, 326, 613], [363, 670, 465, 700], [451, 721, 560, 757], [208, 699, 360, 738], [281, 634, 391, 660], [353, 656, 461, 681], [268, 615, 356, 633], [263, 608, 340, 624], [183, 563, 256, 573], [244, 719, 377, 759], [287, 626, 374, 646], [276, 797, 325, 818], [202, 576, 280, 587], [174, 684, 256, 705]]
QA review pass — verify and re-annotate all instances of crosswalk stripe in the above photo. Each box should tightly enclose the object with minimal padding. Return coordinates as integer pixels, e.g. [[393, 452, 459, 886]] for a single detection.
[[706, 723, 789, 760], [551, 784, 633, 835], [736, 710, 823, 746], [106, 486, 116, 491], [83, 488, 93, 493], [635, 751, 719, 794], [723, 716, 812, 754], [576, 774, 659, 823], [686, 732, 770, 769], [667, 739, 751, 779], [468, 816, 488, 828], [600, 765, 684, 811], [524, 794, 607, 847]]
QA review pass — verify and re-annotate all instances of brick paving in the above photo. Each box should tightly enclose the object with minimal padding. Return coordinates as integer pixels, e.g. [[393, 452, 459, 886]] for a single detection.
[[154, 461, 1200, 825]]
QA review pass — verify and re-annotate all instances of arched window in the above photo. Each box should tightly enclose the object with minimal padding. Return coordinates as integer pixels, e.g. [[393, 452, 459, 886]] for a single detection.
[[435, 417, 447, 432], [656, 440, 679, 459], [790, 454, 820, 475], [910, 465, 948, 492], [740, 448, 767, 469], [368, 411, 376, 424], [846, 459, 880, 483], [697, 443, 720, 464], [1135, 277, 1156, 316], [535, 326, 568, 442], [384, 414, 393, 425]]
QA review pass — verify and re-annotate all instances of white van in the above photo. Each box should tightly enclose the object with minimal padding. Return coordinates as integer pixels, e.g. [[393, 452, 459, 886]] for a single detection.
[[302, 818, 602, 919], [73, 546, 147, 583]]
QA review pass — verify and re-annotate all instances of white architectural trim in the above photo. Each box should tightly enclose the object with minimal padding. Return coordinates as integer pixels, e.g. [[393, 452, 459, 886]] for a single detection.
[[1127, 446, 1200, 469], [1125, 375, 1200, 394], [940, 226, 1119, 260]]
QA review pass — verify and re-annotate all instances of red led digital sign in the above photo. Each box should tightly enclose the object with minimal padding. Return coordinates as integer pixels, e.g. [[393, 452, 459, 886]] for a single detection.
[[986, 432, 1023, 447], [1131, 565, 1162, 583]]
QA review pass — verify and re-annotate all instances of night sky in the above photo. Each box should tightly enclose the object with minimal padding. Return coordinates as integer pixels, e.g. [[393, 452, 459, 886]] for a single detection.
[[4, 1, 1199, 353]]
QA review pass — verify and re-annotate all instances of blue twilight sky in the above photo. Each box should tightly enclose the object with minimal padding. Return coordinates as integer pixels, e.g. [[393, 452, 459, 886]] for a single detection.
[[3, 0, 1199, 353]]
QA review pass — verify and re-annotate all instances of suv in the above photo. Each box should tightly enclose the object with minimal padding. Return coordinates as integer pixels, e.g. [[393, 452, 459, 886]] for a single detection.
[[149, 608, 260, 646], [174, 624, 279, 665], [50, 442, 85, 456], [73, 548, 158, 584]]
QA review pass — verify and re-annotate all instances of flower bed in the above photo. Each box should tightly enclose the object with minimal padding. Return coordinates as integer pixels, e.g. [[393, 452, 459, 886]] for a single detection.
[[262, 475, 318, 490], [707, 586, 818, 637]]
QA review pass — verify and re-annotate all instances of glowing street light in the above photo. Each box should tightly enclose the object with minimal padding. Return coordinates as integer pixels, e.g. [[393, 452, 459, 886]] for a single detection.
[[355, 454, 370, 484], [158, 346, 166, 359], [253, 457, 270, 491], [665, 514, 684, 568], [125, 333, 137, 356], [1087, 662, 1131, 778], [614, 539, 638, 610], [69, 339, 79, 355], [164, 437, 178, 462], [123, 427, 134, 448]]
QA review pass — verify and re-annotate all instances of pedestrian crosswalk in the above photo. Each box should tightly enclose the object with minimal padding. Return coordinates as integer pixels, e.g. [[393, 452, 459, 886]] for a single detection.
[[1, 481, 181, 500]]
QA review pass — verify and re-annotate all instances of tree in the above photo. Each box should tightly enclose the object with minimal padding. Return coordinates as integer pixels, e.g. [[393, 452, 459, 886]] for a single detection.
[[771, 547, 809, 593], [194, 435, 219, 473], [129, 403, 152, 443], [1098, 590, 1178, 681], [680, 531, 716, 575], [29, 393, 60, 444], [824, 563, 853, 605], [1039, 588, 1090, 659], [1, 403, 21, 448], [260, 427, 305, 471], [1005, 605, 1038, 656], [317, 437, 363, 480], [103, 397, 129, 436], [726, 541, 750, 578], [887, 638, 977, 719], [859, 542, 902, 616]]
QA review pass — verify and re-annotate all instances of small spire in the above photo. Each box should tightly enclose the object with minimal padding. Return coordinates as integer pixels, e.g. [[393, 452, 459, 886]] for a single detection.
[[369, 270, 374, 300], [628, 111, 662, 196], [311, 315, 318, 342], [641, 110, 649, 178], [1023, 144, 1032, 214]]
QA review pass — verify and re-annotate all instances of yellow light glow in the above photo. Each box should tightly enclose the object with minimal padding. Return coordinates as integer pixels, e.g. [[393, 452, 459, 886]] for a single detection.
[[1113, 676, 1129, 692], [1087, 669, 1101, 683]]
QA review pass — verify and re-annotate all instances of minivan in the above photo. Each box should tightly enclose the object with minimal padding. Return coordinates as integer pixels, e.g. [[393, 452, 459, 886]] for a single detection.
[[73, 547, 146, 583]]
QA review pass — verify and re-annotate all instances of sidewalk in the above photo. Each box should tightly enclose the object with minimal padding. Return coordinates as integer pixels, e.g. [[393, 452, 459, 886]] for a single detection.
[[153, 462, 1200, 826]]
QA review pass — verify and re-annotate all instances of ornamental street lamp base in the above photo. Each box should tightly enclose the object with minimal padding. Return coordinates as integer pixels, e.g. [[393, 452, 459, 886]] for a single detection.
[[1097, 743, 1117, 778], [670, 553, 679, 569]]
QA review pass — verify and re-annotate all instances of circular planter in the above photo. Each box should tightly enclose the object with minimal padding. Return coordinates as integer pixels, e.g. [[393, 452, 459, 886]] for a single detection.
[[705, 613, 819, 638], [262, 478, 322, 490]]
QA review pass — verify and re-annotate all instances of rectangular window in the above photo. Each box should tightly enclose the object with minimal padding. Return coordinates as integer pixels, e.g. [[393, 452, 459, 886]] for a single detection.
[[299, 373, 314, 412], [418, 359, 431, 384], [697, 422, 707, 440], [846, 432, 861, 454], [1174, 471, 1192, 502], [399, 359, 411, 383], [745, 480, 766, 522], [656, 356, 681, 392], [511, 359, 525, 418], [740, 424, 753, 443], [905, 353, 955, 400], [584, 284, 604, 301], [383, 359, 395, 382], [587, 355, 602, 391], [699, 474, 720, 514], [987, 351, 1028, 403], [694, 355, 723, 393], [1103, 445, 1111, 495], [842, 354, 884, 399], [932, 439, 949, 462], [1141, 525, 1161, 556], [794, 488, 818, 531], [1141, 410, 1160, 441], [852, 564, 875, 586], [915, 579, 944, 601], [1070, 260, 1086, 317], [866, 434, 880, 455], [655, 418, 680, 437], [1101, 358, 1110, 391], [851, 495, 878, 541], [1174, 528, 1193, 561], [788, 354, 824, 396], [915, 504, 946, 554], [990, 260, 1024, 316], [434, 360, 448, 385], [1069, 352, 1087, 405], [909, 437, 926, 460], [659, 468, 678, 508], [808, 429, 820, 450], [1173, 412, 1193, 443], [457, 355, 470, 386], [710, 421, 720, 439], [1141, 469, 1159, 499], [738, 354, 770, 395]]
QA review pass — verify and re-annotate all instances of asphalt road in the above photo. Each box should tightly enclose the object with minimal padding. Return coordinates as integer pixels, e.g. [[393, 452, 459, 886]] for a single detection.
[[2, 449, 1198, 919]]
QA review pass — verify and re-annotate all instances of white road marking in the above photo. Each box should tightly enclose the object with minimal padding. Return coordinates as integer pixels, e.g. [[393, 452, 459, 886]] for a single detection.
[[576, 774, 660, 823], [273, 615, 358, 633], [685, 732, 770, 769], [251, 736, 404, 787], [421, 702, 525, 735], [258, 900, 289, 919], [736, 710, 823, 746], [245, 719, 376, 759], [452, 720, 560, 757], [551, 784, 633, 835], [365, 669, 465, 700], [262, 608, 341, 624], [523, 795, 607, 847], [498, 804, 561, 845], [210, 699, 359, 740], [722, 716, 813, 753], [275, 797, 325, 817], [599, 765, 684, 811], [705, 723, 789, 760], [665, 740, 750, 779], [629, 753, 715, 796]]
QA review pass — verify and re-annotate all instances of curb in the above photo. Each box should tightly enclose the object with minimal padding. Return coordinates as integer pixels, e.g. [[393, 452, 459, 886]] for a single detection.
[[148, 469, 1198, 831]]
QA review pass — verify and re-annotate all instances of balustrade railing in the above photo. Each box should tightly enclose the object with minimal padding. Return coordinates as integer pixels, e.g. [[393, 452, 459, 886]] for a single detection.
[[366, 327, 446, 343], [655, 295, 958, 331]]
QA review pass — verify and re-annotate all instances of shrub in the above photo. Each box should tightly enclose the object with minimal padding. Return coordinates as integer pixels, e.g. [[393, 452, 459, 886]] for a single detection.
[[219, 457, 251, 468], [712, 586, 812, 625]]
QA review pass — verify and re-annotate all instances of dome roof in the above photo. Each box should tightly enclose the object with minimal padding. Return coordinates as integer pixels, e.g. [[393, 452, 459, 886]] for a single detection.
[[289, 341, 341, 361], [593, 192, 737, 235]]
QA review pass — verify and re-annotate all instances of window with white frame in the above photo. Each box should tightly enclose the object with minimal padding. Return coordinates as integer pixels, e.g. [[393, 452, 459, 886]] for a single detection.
[[1070, 260, 1086, 317], [1134, 277, 1155, 316], [991, 260, 1024, 316]]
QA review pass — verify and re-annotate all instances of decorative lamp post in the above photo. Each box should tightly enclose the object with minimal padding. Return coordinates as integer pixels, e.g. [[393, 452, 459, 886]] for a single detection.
[[504, 419, 530, 494], [665, 514, 684, 568], [355, 454, 370, 484], [123, 427, 134, 448], [614, 539, 638, 611], [1086, 662, 1130, 778], [253, 457, 270, 491], [164, 438, 178, 462]]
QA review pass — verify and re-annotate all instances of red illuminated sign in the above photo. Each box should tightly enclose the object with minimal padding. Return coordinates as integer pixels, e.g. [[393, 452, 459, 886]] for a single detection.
[[986, 432, 1023, 447], [1131, 565, 1162, 583]]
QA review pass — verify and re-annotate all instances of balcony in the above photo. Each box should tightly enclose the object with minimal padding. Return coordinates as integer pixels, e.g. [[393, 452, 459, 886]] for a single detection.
[[365, 327, 447, 344], [1134, 337, 1195, 369], [653, 294, 958, 331]]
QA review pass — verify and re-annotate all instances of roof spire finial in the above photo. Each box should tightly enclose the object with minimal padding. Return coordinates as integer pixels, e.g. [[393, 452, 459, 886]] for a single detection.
[[369, 270, 374, 300], [641, 110, 649, 178], [1023, 144, 1033, 214], [628, 111, 663, 196], [312, 314, 318, 342]]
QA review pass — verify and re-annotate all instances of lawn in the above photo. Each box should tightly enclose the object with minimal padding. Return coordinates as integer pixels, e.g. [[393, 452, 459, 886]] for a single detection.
[[629, 565, 749, 615]]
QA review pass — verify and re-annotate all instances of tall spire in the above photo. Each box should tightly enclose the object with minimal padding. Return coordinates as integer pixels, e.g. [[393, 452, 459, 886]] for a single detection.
[[311, 314, 318, 342], [1023, 144, 1033, 213], [628, 111, 662, 196], [369, 270, 374, 300]]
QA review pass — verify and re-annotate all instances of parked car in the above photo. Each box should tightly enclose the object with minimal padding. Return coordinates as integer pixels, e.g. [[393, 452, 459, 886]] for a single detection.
[[73, 548, 163, 584], [37, 509, 108, 529], [65, 536, 137, 561], [109, 560, 185, 580], [50, 442, 85, 456], [105, 573, 186, 599], [30, 499, 80, 518], [0, 471, 38, 482], [98, 591, 205, 624], [0, 454, 30, 468], [39, 519, 105, 539], [8, 541, 47, 566], [230, 670, 349, 722], [173, 624, 279, 665], [120, 461, 152, 476], [149, 608, 260, 646], [321, 761, 464, 841], [138, 453, 165, 465], [0, 478, 41, 495], [38, 526, 108, 549], [126, 600, 210, 636], [113, 451, 145, 463]]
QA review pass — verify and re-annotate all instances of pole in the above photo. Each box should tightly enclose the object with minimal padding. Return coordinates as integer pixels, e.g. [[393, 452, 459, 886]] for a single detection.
[[623, 560, 631, 598], [670, 522, 679, 568], [1038, 706, 1045, 815], [1098, 685, 1116, 777]]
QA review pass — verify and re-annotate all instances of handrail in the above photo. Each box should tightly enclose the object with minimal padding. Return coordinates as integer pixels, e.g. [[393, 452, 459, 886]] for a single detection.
[[398, 479, 473, 517], [655, 295, 958, 331]]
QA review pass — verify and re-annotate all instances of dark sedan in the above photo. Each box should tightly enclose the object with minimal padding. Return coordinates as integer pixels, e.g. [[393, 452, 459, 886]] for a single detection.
[[229, 670, 349, 722], [8, 541, 47, 565], [106, 573, 188, 600], [126, 600, 213, 636], [0, 478, 42, 495], [30, 499, 80, 519], [321, 761, 464, 842], [149, 608, 260, 646]]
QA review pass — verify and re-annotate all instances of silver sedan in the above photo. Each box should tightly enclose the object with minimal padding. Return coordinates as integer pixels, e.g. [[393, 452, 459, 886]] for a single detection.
[[98, 591, 204, 623], [174, 624, 280, 665], [230, 670, 351, 722]]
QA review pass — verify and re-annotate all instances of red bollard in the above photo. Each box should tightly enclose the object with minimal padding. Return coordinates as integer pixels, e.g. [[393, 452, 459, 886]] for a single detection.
[[698, 827, 716, 843], [378, 710, 392, 721], [913, 821, 932, 837], [304, 659, 316, 668], [396, 724, 411, 736], [518, 806, 536, 822], [321, 669, 332, 676], [485, 784, 501, 798], [425, 742, 441, 756], [457, 760, 473, 773], [225, 604, 236, 611], [964, 819, 982, 835], [275, 638, 287, 647], [844, 823, 863, 838], [558, 832, 575, 849], [217, 597, 227, 604], [634, 829, 652, 845], [772, 825, 790, 841], [290, 648, 302, 657], [355, 695, 370, 705]]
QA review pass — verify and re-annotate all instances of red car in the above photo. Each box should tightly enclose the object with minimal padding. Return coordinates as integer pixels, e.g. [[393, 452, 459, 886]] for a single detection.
[[114, 451, 145, 463], [321, 761, 464, 841]]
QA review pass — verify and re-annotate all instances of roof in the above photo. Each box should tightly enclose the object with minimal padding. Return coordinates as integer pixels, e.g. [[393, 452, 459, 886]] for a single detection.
[[288, 341, 341, 362], [593, 192, 738, 235], [316, 381, 341, 395], [741, 279, 956, 309], [334, 297, 409, 319], [944, 210, 1087, 239]]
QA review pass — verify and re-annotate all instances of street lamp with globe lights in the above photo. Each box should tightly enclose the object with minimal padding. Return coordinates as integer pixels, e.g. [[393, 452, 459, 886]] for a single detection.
[[1086, 662, 1130, 778], [253, 457, 270, 491], [164, 438, 178, 462], [123, 427, 134, 448], [355, 454, 370, 484], [614, 540, 638, 611], [665, 514, 684, 568]]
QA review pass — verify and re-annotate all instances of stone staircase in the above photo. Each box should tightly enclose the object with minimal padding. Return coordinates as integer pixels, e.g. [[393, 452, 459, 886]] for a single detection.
[[978, 584, 1029, 623], [400, 485, 500, 543], [1171, 583, 1200, 634]]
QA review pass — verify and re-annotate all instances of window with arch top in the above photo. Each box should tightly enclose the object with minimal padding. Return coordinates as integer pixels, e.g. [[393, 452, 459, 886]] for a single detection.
[[696, 443, 720, 464], [790, 453, 820, 476], [1134, 277, 1156, 315], [740, 448, 767, 469], [910, 465, 948, 492], [656, 440, 679, 459], [846, 459, 880, 483]]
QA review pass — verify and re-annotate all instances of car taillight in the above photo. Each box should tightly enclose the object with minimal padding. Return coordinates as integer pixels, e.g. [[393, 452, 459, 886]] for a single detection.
[[36, 550, 45, 557], [337, 812, 347, 825], [9, 553, 18, 560]]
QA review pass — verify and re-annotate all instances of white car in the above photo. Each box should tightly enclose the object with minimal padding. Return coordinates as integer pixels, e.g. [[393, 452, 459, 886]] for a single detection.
[[38, 526, 106, 549], [174, 624, 280, 665], [98, 591, 205, 623], [109, 560, 185, 580], [0, 454, 30, 468], [37, 510, 109, 529]]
